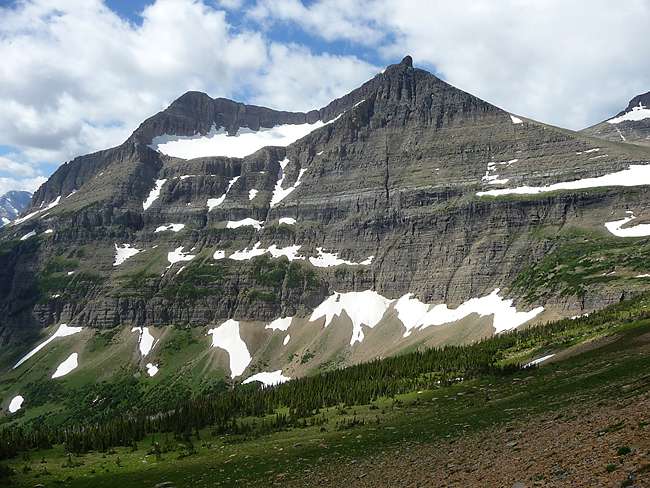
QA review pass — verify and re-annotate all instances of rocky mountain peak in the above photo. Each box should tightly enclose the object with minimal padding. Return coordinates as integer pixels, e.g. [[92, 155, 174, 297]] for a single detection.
[[620, 90, 650, 115], [400, 55, 413, 67]]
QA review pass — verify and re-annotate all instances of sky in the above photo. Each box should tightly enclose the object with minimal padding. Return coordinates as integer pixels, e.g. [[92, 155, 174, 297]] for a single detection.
[[0, 0, 649, 196]]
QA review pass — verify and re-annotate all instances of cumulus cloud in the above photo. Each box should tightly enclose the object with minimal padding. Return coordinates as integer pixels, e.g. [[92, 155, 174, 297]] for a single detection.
[[250, 0, 650, 130]]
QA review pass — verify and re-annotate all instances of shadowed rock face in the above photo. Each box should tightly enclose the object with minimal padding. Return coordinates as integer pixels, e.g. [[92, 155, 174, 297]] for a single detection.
[[581, 91, 650, 147], [2, 57, 650, 364]]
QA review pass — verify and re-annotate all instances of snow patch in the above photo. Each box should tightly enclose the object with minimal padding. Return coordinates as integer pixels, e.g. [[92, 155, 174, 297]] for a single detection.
[[52, 353, 78, 378], [477, 165, 650, 197], [242, 370, 290, 387], [20, 230, 36, 240], [207, 319, 251, 378], [213, 249, 226, 260], [608, 103, 650, 124], [132, 327, 156, 356], [207, 176, 240, 211], [146, 363, 159, 377], [309, 247, 372, 268], [266, 317, 292, 331], [310, 290, 394, 345], [155, 223, 185, 233], [524, 354, 555, 368], [394, 289, 543, 337], [151, 120, 337, 160], [279, 217, 296, 225], [113, 243, 141, 266], [270, 158, 307, 207], [283, 334, 290, 346], [8, 395, 24, 413], [510, 115, 523, 124], [143, 179, 167, 210], [43, 229, 54, 234], [228, 242, 267, 260], [167, 246, 195, 266], [604, 211, 650, 237], [226, 218, 263, 230], [14, 324, 83, 369], [248, 189, 258, 200]]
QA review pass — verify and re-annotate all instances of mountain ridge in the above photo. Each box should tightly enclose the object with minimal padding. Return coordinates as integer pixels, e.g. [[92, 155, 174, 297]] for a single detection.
[[2, 56, 650, 393]]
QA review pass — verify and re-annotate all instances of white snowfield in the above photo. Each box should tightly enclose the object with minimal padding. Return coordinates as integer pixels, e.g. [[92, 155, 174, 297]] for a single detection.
[[303, 288, 542, 345], [310, 290, 394, 345], [207, 319, 251, 378], [155, 223, 185, 233], [207, 176, 240, 211], [477, 164, 650, 197], [242, 370, 291, 387], [13, 324, 83, 369], [524, 353, 555, 368], [151, 119, 336, 160], [132, 327, 156, 356], [395, 289, 544, 337], [146, 363, 159, 377], [20, 230, 36, 240], [510, 115, 523, 124], [608, 103, 650, 124], [605, 211, 650, 237], [143, 179, 167, 210], [283, 334, 290, 346], [52, 353, 78, 378], [113, 243, 141, 266], [8, 395, 24, 413], [226, 218, 264, 230], [12, 196, 61, 226], [279, 217, 296, 225], [167, 246, 195, 265], [214, 242, 372, 267], [265, 317, 292, 331], [309, 247, 374, 268], [248, 189, 258, 200]]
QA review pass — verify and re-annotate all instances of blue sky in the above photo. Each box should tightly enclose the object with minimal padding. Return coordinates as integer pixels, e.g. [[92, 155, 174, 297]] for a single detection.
[[0, 0, 649, 196]]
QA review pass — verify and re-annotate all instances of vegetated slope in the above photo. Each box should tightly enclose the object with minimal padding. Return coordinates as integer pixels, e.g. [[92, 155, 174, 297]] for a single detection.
[[2, 56, 650, 406], [582, 91, 650, 147], [2, 293, 650, 487], [0, 191, 31, 226]]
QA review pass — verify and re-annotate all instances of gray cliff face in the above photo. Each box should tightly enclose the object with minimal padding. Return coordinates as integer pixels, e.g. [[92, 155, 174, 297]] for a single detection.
[[3, 56, 650, 357], [581, 91, 650, 147]]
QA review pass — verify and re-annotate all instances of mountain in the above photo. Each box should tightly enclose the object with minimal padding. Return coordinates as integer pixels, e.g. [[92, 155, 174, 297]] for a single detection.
[[0, 191, 32, 226], [3, 55, 650, 407], [582, 91, 650, 146]]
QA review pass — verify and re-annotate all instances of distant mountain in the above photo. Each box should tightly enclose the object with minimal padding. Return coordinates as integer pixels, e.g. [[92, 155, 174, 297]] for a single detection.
[[582, 91, 650, 146], [0, 190, 32, 226]]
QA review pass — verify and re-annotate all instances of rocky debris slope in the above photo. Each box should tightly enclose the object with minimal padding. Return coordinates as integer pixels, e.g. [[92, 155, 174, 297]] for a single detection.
[[288, 392, 650, 488], [2, 56, 650, 379], [582, 91, 650, 147]]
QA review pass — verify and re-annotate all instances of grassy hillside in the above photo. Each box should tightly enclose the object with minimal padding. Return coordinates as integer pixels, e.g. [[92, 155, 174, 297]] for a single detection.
[[2, 293, 650, 486]]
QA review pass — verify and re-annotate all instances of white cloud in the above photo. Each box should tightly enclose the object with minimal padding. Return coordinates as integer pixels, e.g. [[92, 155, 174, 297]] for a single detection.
[[250, 0, 650, 130], [250, 43, 377, 111], [0, 176, 47, 196]]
